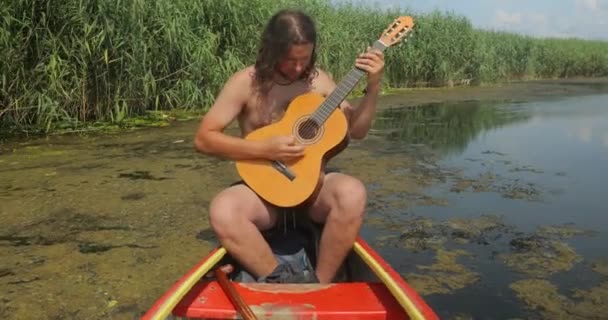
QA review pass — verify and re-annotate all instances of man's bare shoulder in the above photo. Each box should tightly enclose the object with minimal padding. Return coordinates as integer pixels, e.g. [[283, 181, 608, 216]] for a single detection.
[[314, 68, 335, 83], [226, 65, 255, 88], [311, 68, 337, 95], [207, 65, 256, 116]]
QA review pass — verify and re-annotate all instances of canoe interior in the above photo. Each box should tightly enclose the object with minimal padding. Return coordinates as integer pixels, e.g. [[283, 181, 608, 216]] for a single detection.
[[218, 216, 381, 283], [169, 216, 413, 320]]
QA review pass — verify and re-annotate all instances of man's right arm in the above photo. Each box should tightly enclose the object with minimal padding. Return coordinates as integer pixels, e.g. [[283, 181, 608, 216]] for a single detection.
[[193, 70, 268, 160]]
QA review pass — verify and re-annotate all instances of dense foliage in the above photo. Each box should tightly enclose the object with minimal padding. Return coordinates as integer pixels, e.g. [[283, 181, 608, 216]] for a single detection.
[[1, 0, 607, 134]]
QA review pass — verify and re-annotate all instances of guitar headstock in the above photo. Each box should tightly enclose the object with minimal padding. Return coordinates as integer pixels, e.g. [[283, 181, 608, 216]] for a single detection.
[[378, 16, 415, 48]]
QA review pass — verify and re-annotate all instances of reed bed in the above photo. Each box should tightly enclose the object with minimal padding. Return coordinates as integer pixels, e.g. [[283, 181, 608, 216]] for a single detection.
[[1, 0, 607, 134]]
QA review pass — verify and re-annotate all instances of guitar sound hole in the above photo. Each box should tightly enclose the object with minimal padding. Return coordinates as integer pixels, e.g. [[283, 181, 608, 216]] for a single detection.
[[297, 119, 320, 140]]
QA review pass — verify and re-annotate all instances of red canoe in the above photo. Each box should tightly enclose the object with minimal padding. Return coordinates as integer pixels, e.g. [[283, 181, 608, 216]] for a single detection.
[[143, 221, 439, 320]]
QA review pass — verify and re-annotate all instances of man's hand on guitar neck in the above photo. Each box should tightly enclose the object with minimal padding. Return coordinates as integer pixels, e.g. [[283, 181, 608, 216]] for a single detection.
[[342, 47, 385, 140], [356, 47, 384, 91]]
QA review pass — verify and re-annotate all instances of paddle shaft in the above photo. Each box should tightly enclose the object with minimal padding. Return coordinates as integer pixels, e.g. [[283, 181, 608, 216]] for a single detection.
[[215, 267, 258, 320]]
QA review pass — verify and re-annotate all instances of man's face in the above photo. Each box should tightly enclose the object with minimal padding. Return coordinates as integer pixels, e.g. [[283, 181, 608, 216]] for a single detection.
[[276, 43, 314, 81]]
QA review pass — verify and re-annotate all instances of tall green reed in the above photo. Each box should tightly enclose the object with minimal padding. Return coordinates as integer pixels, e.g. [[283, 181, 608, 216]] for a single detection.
[[1, 0, 607, 135]]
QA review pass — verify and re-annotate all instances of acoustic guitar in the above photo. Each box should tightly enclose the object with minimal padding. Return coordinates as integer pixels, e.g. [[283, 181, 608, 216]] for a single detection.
[[236, 16, 415, 208]]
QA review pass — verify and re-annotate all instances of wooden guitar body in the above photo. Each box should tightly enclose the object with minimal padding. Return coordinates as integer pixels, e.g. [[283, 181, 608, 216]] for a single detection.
[[235, 92, 349, 208], [235, 15, 414, 208]]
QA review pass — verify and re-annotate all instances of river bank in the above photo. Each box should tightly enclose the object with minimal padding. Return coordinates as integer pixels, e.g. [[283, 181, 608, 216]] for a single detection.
[[4, 77, 608, 143], [379, 77, 608, 107]]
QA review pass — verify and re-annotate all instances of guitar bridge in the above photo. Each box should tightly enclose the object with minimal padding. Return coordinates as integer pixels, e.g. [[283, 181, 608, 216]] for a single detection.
[[271, 160, 296, 181]]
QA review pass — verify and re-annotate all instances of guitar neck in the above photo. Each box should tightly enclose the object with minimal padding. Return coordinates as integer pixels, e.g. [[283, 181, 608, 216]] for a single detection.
[[312, 40, 388, 125]]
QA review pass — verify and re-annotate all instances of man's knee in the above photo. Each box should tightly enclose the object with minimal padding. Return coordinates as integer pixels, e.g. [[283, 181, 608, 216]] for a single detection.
[[208, 185, 277, 234], [208, 190, 241, 237], [331, 175, 367, 221]]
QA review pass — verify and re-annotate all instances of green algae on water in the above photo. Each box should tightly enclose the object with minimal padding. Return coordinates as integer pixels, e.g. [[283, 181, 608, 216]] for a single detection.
[[405, 248, 480, 295], [446, 214, 511, 245], [501, 237, 582, 278], [399, 217, 446, 252], [537, 223, 597, 239], [500, 223, 596, 278], [511, 261, 608, 320]]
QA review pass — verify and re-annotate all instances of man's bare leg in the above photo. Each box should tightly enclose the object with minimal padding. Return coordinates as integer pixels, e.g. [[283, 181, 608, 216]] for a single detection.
[[308, 173, 367, 283], [208, 184, 279, 278]]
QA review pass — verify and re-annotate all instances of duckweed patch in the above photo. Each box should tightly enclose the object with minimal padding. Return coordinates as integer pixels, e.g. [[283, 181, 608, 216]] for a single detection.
[[446, 146, 561, 202], [446, 214, 513, 245], [78, 242, 157, 254], [502, 238, 582, 278], [332, 146, 446, 209], [121, 192, 147, 201], [511, 263, 608, 320], [537, 224, 597, 239], [376, 214, 514, 252], [510, 280, 570, 317], [376, 214, 596, 292], [450, 171, 542, 201], [0, 209, 138, 249], [117, 171, 170, 181], [406, 248, 480, 295], [0, 269, 15, 278], [592, 260, 608, 277], [399, 217, 447, 251], [500, 224, 594, 278]]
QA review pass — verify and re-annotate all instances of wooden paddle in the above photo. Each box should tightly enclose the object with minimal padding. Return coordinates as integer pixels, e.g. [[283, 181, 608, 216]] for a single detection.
[[215, 265, 258, 320]]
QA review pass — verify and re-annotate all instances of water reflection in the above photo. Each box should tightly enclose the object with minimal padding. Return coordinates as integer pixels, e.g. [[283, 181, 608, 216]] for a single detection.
[[363, 93, 608, 319], [370, 100, 531, 156]]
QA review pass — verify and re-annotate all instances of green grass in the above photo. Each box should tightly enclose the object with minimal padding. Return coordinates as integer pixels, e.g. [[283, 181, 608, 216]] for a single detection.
[[1, 0, 607, 135]]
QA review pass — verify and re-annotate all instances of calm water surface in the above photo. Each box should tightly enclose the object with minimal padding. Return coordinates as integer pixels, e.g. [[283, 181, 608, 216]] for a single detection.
[[360, 93, 608, 319]]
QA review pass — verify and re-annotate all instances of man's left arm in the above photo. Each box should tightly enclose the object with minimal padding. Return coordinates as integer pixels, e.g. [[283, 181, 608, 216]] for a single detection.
[[338, 48, 385, 140]]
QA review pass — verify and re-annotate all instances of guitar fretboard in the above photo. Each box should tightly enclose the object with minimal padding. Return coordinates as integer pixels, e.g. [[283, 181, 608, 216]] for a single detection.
[[311, 40, 387, 125]]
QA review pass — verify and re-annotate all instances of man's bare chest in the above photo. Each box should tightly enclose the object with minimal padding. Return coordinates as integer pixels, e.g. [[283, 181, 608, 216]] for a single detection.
[[243, 83, 318, 128]]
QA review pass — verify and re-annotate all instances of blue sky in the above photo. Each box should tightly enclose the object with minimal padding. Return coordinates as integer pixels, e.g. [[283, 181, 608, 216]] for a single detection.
[[333, 0, 607, 40]]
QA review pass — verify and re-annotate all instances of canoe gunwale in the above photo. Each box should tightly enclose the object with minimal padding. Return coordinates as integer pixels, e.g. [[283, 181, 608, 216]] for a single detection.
[[142, 247, 227, 320], [142, 237, 438, 320]]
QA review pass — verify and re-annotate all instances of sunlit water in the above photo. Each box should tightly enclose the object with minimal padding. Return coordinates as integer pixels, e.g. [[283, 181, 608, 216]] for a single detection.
[[1, 90, 607, 319], [360, 93, 608, 319]]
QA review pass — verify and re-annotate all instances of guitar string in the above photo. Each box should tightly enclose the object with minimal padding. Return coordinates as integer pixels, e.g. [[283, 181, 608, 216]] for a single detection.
[[297, 80, 354, 139], [303, 71, 358, 127], [292, 29, 412, 140], [296, 69, 362, 139], [295, 43, 374, 136]]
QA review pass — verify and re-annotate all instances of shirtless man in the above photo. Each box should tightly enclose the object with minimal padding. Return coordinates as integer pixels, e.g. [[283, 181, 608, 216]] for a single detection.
[[194, 9, 384, 284]]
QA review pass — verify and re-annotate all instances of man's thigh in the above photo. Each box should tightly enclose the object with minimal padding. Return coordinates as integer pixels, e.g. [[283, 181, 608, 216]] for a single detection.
[[306, 172, 365, 224], [211, 182, 279, 231]]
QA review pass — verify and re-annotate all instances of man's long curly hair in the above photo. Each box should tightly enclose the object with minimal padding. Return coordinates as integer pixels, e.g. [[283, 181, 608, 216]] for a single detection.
[[253, 9, 319, 95]]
